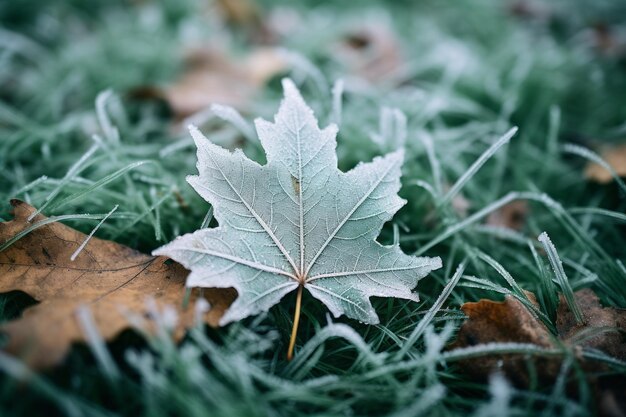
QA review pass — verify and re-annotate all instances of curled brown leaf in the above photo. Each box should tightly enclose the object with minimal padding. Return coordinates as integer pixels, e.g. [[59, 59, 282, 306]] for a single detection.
[[0, 200, 236, 369], [450, 288, 626, 412]]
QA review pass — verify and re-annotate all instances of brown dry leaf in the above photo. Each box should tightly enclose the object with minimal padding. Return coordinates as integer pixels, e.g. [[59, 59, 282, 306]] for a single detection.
[[451, 289, 626, 387], [333, 24, 404, 84], [450, 292, 559, 386], [216, 0, 261, 27], [454, 291, 553, 348], [136, 46, 287, 120], [485, 200, 528, 230], [214, 0, 274, 44], [0, 200, 236, 369], [556, 289, 626, 361], [584, 144, 626, 183]]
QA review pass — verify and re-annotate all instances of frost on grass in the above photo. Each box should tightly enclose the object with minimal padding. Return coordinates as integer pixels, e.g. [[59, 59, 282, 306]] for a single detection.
[[154, 79, 442, 325]]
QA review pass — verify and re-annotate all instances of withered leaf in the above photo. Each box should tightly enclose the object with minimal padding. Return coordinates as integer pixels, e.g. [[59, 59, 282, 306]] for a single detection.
[[450, 292, 560, 387], [451, 289, 626, 387], [453, 292, 553, 349], [333, 24, 404, 84], [214, 0, 274, 43], [485, 200, 528, 231], [216, 0, 262, 27], [556, 289, 626, 361], [139, 46, 287, 120], [584, 144, 626, 183], [0, 200, 236, 369]]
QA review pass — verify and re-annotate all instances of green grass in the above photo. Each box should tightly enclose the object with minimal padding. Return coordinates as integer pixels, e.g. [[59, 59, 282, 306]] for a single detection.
[[1, 0, 626, 416]]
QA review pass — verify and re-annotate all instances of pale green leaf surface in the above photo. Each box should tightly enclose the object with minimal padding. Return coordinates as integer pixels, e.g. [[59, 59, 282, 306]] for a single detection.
[[154, 79, 442, 325]]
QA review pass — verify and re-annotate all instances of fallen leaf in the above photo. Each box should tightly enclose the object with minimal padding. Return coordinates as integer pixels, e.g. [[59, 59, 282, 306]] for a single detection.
[[134, 46, 287, 120], [450, 292, 558, 386], [333, 23, 404, 84], [153, 80, 441, 359], [454, 292, 553, 348], [556, 289, 626, 361], [584, 144, 626, 183], [216, 0, 261, 27], [485, 200, 528, 230], [451, 289, 626, 386], [170, 46, 287, 118], [0, 200, 236, 369], [214, 0, 274, 43]]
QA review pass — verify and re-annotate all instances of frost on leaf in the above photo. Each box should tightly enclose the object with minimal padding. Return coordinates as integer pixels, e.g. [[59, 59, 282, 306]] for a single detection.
[[153, 79, 442, 325]]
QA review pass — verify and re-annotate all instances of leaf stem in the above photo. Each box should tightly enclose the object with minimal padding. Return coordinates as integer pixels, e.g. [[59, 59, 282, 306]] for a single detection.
[[287, 284, 303, 361]]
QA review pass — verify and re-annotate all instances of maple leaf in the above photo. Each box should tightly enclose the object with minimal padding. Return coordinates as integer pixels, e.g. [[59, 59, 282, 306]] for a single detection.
[[153, 79, 442, 358], [0, 200, 236, 369]]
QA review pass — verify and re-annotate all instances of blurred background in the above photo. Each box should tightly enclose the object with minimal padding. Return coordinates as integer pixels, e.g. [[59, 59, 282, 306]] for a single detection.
[[1, 1, 626, 416], [1, 0, 625, 244]]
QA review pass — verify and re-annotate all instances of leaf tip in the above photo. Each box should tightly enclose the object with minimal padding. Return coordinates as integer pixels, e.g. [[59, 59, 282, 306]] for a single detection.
[[389, 148, 405, 163], [281, 78, 300, 100], [279, 78, 314, 118], [188, 124, 209, 147], [432, 256, 443, 271], [6, 199, 37, 223]]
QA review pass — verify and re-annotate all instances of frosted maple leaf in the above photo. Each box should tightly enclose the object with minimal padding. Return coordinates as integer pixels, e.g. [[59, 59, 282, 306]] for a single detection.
[[154, 79, 442, 347]]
